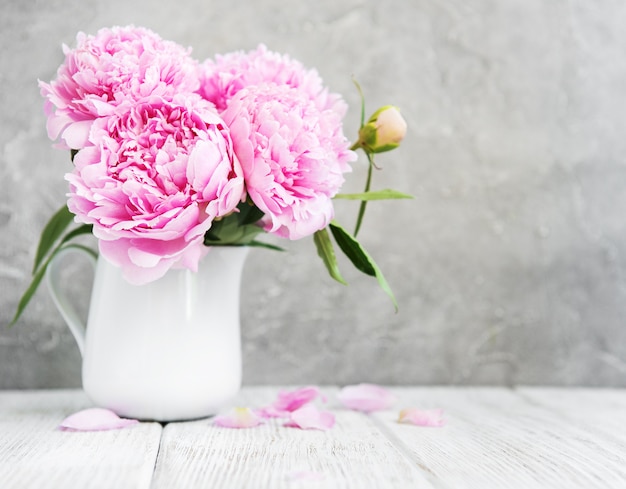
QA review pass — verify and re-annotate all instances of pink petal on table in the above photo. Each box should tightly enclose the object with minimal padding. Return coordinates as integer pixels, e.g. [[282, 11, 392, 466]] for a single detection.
[[214, 407, 264, 429], [398, 408, 446, 427], [258, 386, 324, 418], [59, 408, 139, 431], [284, 404, 335, 431], [274, 386, 323, 411], [256, 406, 286, 419], [337, 384, 397, 412]]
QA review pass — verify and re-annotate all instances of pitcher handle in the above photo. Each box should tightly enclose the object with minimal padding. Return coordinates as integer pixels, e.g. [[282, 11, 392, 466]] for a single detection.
[[45, 245, 97, 357]]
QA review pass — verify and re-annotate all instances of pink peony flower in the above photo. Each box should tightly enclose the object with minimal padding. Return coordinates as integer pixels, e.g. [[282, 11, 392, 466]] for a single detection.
[[198, 44, 343, 114], [222, 84, 355, 240], [66, 94, 244, 284], [40, 25, 199, 149]]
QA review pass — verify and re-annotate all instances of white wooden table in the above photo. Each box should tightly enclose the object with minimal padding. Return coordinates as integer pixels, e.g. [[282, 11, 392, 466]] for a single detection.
[[1, 387, 625, 488]]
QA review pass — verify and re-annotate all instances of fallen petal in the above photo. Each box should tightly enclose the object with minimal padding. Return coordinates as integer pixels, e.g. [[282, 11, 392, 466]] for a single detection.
[[258, 386, 323, 418], [338, 384, 397, 412], [398, 408, 446, 427], [274, 386, 323, 412], [214, 407, 263, 429], [285, 404, 335, 431], [59, 408, 139, 431], [255, 406, 285, 419]]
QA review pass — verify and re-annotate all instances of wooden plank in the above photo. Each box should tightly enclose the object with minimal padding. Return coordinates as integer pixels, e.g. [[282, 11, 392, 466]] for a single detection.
[[0, 390, 162, 489], [2, 387, 626, 489], [519, 387, 626, 441], [370, 387, 626, 489], [150, 386, 435, 489]]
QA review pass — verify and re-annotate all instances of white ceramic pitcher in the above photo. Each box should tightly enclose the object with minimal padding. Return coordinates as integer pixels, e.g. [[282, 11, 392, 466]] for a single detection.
[[46, 245, 248, 421]]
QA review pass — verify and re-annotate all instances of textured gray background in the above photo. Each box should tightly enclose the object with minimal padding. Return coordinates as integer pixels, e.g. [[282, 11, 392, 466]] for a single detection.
[[2, 0, 626, 388]]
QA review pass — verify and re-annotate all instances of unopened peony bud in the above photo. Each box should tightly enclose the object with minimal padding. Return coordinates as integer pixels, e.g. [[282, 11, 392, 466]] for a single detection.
[[358, 106, 407, 153]]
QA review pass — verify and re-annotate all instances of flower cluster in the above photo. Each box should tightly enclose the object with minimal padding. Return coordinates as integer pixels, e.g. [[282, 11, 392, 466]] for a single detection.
[[11, 25, 407, 325], [40, 26, 357, 284]]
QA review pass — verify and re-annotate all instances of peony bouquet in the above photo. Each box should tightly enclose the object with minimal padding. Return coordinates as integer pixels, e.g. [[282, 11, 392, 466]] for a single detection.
[[12, 26, 409, 323]]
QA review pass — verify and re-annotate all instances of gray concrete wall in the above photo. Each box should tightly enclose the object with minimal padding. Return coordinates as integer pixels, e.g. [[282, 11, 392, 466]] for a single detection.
[[2, 0, 626, 388]]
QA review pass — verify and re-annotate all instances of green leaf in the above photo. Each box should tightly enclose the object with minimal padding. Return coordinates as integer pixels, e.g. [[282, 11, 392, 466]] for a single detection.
[[11, 259, 48, 326], [352, 77, 366, 128], [12, 219, 96, 327], [204, 221, 264, 246], [313, 228, 347, 285], [32, 205, 75, 273], [204, 206, 266, 246], [58, 224, 94, 247], [247, 240, 285, 251], [61, 242, 98, 261], [329, 224, 375, 276], [238, 203, 265, 225], [334, 189, 413, 201], [329, 221, 398, 311], [203, 205, 281, 251], [10, 242, 97, 326]]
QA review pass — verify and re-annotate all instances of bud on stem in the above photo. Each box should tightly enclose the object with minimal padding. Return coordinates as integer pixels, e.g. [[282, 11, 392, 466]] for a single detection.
[[356, 105, 407, 154]]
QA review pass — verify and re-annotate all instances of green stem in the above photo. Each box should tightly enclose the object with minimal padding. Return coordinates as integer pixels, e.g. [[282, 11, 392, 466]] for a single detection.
[[354, 151, 375, 237], [352, 77, 366, 128]]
